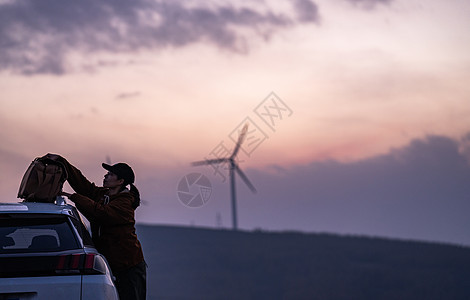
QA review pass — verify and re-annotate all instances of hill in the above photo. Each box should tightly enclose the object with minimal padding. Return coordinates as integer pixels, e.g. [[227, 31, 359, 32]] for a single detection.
[[136, 225, 470, 300]]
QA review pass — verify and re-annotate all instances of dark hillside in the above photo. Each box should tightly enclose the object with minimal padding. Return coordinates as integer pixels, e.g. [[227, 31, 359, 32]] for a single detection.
[[136, 225, 470, 300]]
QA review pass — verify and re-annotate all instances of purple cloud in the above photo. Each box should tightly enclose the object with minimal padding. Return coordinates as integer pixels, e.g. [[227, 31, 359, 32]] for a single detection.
[[238, 134, 470, 245], [115, 92, 141, 101], [293, 0, 320, 23], [343, 0, 393, 9], [0, 0, 320, 75]]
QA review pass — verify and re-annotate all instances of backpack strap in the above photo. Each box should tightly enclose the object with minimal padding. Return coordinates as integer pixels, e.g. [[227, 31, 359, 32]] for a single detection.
[[48, 168, 64, 201], [36, 161, 46, 187]]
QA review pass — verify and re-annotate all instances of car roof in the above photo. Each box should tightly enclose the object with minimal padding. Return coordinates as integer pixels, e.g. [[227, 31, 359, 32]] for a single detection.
[[0, 201, 78, 218]]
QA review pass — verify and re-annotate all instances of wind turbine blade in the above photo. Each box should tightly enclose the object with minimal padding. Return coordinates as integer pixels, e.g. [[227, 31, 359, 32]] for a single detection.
[[235, 165, 257, 193], [231, 123, 249, 159], [191, 158, 229, 166]]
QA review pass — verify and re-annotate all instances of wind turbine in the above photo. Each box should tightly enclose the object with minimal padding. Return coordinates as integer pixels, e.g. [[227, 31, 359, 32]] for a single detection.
[[192, 124, 257, 230]]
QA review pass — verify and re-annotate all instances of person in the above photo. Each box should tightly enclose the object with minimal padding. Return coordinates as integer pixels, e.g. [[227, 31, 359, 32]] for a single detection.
[[45, 154, 146, 300]]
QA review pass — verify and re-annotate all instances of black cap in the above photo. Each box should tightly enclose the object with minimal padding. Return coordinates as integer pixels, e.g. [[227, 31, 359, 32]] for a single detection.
[[102, 163, 135, 184]]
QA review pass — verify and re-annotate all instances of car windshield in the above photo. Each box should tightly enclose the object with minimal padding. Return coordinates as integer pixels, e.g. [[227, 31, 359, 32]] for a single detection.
[[0, 214, 79, 254]]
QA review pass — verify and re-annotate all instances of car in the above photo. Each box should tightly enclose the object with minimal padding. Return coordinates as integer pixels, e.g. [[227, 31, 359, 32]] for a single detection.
[[0, 199, 119, 300]]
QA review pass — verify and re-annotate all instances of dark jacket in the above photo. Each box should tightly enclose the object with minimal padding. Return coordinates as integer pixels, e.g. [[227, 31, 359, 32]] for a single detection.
[[59, 158, 144, 273]]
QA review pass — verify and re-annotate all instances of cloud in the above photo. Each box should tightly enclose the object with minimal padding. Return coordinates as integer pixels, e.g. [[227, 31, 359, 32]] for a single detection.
[[0, 0, 320, 75], [116, 91, 142, 100], [292, 0, 320, 23], [342, 0, 393, 9], [459, 132, 470, 164], [242, 134, 470, 245]]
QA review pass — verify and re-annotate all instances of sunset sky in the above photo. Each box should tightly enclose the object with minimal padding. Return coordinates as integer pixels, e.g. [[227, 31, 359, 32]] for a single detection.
[[1, 0, 470, 245]]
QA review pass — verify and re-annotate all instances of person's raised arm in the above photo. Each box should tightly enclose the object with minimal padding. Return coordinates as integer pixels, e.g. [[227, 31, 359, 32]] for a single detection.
[[68, 193, 134, 225], [45, 153, 103, 200]]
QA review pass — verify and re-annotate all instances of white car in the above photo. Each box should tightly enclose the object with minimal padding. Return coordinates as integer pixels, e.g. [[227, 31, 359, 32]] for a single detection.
[[0, 200, 119, 300]]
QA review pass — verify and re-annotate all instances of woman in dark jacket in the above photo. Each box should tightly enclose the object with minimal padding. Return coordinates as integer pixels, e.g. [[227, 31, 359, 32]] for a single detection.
[[45, 154, 146, 300]]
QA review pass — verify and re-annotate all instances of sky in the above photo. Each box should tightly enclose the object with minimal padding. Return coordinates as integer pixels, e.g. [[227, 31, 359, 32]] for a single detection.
[[1, 0, 470, 246]]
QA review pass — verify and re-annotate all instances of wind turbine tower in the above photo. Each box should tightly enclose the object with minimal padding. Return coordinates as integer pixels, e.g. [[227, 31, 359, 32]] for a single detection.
[[192, 124, 257, 230]]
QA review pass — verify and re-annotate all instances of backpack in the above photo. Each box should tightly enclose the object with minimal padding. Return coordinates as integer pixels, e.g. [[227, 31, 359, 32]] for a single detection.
[[18, 157, 68, 203]]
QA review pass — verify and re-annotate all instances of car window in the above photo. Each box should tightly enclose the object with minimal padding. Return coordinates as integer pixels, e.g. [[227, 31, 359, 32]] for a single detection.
[[0, 215, 79, 253], [70, 216, 94, 247]]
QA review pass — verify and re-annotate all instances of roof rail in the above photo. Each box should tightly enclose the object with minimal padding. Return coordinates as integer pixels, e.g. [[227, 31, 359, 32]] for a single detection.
[[55, 196, 67, 206]]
